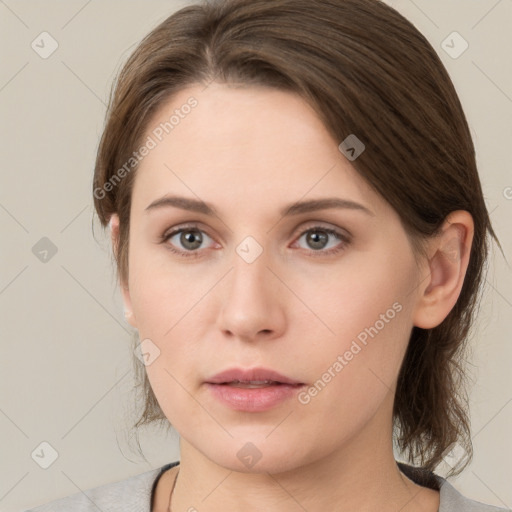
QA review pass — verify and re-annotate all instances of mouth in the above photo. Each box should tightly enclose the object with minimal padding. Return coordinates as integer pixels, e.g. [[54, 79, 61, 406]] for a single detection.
[[215, 380, 304, 388], [205, 380, 305, 412], [204, 367, 306, 411], [205, 367, 305, 387]]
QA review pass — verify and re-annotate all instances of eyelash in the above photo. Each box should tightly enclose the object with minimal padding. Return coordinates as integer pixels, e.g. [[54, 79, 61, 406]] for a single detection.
[[159, 223, 351, 259]]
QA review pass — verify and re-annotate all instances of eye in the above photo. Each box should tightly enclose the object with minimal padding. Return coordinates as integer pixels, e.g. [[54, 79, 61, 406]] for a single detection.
[[161, 225, 216, 258], [160, 223, 351, 259], [292, 226, 350, 256]]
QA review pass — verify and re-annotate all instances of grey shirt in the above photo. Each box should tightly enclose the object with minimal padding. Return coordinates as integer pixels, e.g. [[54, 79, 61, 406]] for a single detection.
[[24, 460, 510, 512]]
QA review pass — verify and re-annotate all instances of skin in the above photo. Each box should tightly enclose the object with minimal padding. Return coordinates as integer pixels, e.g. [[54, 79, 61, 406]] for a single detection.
[[110, 82, 474, 512]]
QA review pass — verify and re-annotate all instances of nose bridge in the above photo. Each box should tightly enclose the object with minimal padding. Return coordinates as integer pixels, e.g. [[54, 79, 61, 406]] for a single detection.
[[216, 236, 285, 339], [228, 237, 272, 305]]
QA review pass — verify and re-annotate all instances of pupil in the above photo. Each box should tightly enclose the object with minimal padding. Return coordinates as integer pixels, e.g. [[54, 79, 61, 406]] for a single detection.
[[181, 230, 202, 249], [308, 230, 327, 250]]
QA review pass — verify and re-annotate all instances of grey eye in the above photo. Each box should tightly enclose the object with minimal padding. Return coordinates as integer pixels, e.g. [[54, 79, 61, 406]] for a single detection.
[[297, 228, 343, 251]]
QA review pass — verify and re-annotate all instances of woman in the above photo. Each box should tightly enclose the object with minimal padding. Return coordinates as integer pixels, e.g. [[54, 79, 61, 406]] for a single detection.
[[27, 0, 509, 511]]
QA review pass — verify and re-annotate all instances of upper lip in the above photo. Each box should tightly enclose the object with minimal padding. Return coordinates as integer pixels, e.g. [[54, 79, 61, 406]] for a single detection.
[[206, 367, 304, 385]]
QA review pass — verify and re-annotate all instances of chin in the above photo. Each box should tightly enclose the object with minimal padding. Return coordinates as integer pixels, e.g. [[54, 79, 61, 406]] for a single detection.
[[204, 436, 311, 475]]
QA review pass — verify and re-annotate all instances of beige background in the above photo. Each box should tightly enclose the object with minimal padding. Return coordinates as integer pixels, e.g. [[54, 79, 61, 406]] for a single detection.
[[0, 1, 511, 511]]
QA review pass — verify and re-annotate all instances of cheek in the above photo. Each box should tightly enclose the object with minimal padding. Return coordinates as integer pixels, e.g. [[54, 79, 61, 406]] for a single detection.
[[124, 231, 419, 458], [128, 223, 417, 377], [127, 240, 202, 334], [128, 228, 418, 354], [296, 251, 417, 399]]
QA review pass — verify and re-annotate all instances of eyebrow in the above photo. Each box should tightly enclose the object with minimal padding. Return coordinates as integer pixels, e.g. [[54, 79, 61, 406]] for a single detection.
[[145, 195, 374, 217]]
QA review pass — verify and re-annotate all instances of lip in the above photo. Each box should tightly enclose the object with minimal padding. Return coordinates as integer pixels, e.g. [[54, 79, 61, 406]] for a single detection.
[[204, 366, 305, 412], [205, 366, 304, 386], [205, 382, 305, 412]]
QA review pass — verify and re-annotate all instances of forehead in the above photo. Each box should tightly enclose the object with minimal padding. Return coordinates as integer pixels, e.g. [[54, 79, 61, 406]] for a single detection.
[[143, 82, 337, 165], [131, 82, 388, 219]]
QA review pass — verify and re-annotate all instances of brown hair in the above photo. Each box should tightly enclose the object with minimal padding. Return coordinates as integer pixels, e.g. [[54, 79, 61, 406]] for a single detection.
[[93, 0, 502, 476]]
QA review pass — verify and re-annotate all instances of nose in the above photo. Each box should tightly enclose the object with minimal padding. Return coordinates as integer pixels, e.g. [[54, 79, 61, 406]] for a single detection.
[[216, 248, 287, 342]]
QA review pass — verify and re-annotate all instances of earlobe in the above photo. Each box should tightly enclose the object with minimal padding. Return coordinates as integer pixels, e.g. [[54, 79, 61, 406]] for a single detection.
[[413, 211, 474, 329], [109, 214, 121, 259], [109, 214, 138, 329], [121, 288, 138, 329]]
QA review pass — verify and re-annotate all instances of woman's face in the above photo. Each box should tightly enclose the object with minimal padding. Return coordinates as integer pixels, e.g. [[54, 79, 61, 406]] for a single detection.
[[119, 82, 428, 473]]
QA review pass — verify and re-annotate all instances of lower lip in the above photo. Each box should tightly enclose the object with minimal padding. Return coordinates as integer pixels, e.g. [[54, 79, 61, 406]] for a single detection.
[[205, 383, 305, 412]]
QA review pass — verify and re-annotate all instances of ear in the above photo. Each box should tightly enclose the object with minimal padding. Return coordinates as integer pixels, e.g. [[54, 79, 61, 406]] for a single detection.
[[412, 210, 474, 329], [109, 214, 138, 329]]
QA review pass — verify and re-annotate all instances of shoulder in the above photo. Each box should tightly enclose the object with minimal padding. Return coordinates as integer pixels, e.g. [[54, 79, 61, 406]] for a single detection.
[[397, 462, 510, 512], [23, 461, 180, 512], [436, 475, 511, 512]]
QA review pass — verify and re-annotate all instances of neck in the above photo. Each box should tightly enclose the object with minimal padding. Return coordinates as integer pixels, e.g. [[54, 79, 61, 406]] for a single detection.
[[168, 408, 439, 512]]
